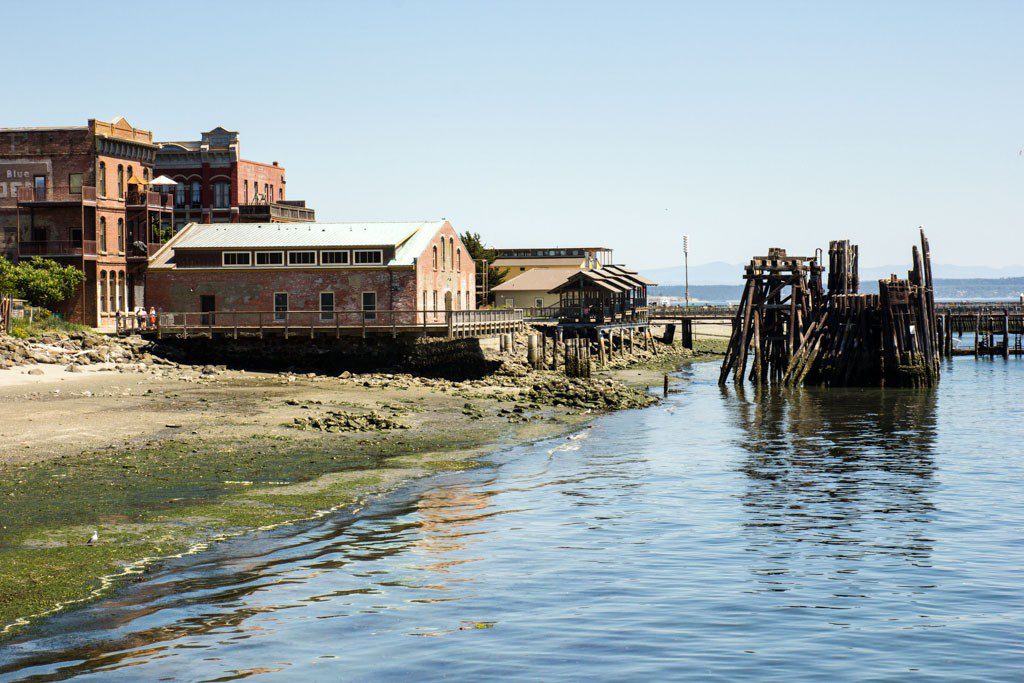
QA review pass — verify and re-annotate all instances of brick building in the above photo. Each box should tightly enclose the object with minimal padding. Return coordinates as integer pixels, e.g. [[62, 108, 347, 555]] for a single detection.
[[0, 117, 174, 326], [155, 127, 315, 230], [147, 221, 475, 325]]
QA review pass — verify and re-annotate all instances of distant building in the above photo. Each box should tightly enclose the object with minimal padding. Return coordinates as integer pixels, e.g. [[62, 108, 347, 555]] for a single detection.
[[155, 127, 315, 230], [493, 246, 612, 275], [491, 267, 578, 309], [0, 117, 174, 326], [147, 221, 475, 324], [550, 265, 656, 327]]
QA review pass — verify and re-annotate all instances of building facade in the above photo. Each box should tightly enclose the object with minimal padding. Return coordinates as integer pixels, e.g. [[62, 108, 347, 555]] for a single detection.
[[0, 117, 173, 326], [155, 127, 315, 230], [493, 246, 612, 276], [491, 267, 577, 309], [147, 221, 475, 325]]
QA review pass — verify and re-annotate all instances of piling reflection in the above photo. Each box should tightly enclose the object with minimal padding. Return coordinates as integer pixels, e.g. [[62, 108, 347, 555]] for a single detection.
[[722, 384, 938, 593]]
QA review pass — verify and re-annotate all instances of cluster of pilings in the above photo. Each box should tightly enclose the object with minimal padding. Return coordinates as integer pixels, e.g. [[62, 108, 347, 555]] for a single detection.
[[527, 326, 658, 376], [720, 229, 940, 388]]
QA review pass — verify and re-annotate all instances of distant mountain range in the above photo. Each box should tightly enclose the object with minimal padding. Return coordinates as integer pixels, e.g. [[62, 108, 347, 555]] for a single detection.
[[643, 262, 1024, 286], [653, 277, 1024, 304]]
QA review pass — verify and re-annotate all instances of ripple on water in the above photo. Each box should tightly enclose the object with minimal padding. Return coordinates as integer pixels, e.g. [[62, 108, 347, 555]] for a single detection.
[[2, 359, 1024, 681]]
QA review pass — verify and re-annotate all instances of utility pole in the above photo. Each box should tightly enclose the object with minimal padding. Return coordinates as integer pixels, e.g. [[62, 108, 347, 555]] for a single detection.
[[683, 234, 690, 307]]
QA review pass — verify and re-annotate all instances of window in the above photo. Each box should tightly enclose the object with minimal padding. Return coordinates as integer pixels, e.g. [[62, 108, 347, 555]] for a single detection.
[[98, 217, 107, 253], [288, 251, 316, 266], [69, 174, 83, 195], [456, 248, 461, 271], [274, 292, 288, 322], [213, 181, 231, 208], [255, 251, 284, 266], [117, 165, 124, 198], [222, 251, 251, 266], [354, 250, 383, 265], [433, 290, 438, 312], [70, 226, 83, 243], [190, 181, 201, 208], [99, 271, 107, 313], [33, 175, 46, 201], [175, 182, 185, 207], [263, 184, 269, 202], [320, 292, 335, 321], [423, 291, 428, 315], [440, 239, 446, 270], [98, 162, 106, 196], [535, 297, 544, 307], [117, 218, 124, 253], [449, 237, 454, 269], [362, 292, 377, 321], [143, 168, 149, 182], [269, 185, 274, 202], [320, 250, 350, 265], [278, 187, 283, 201], [127, 166, 133, 184], [243, 180, 248, 204]]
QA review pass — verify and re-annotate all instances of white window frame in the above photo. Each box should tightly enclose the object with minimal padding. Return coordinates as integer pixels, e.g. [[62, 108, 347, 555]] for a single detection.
[[362, 291, 377, 321], [288, 250, 317, 266], [353, 249, 384, 266], [255, 250, 285, 267], [535, 297, 544, 307], [274, 292, 288, 322], [222, 251, 252, 267], [319, 291, 335, 321], [320, 249, 350, 266]]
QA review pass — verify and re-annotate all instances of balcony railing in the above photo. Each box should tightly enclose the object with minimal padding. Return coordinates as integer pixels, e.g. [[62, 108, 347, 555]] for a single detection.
[[17, 185, 97, 204], [238, 202, 316, 222], [19, 240, 97, 257], [126, 190, 174, 210]]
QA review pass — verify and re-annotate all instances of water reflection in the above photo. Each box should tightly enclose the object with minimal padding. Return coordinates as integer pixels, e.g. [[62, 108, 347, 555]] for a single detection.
[[722, 384, 938, 597]]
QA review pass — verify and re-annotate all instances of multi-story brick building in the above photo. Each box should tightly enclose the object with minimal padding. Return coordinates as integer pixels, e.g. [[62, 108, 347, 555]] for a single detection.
[[154, 127, 315, 230], [0, 117, 174, 326], [147, 221, 475, 325]]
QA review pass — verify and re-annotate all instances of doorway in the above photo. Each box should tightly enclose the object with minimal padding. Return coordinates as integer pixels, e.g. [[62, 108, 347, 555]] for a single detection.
[[200, 295, 215, 326]]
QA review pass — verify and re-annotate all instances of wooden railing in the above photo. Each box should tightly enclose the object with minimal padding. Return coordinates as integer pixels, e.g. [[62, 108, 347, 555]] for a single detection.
[[557, 305, 649, 325], [238, 203, 316, 222], [144, 308, 524, 339], [126, 190, 174, 210], [18, 240, 97, 256], [17, 185, 97, 204]]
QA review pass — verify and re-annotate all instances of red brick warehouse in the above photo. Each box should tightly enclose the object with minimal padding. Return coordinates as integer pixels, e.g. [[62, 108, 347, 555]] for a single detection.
[[147, 220, 476, 326], [154, 127, 315, 229]]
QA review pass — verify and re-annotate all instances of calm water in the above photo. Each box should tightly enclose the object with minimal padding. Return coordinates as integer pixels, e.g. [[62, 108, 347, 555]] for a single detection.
[[2, 358, 1023, 681]]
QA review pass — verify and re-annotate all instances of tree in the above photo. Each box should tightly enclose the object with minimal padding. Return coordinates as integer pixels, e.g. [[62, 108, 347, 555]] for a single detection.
[[0, 257, 85, 311], [461, 231, 508, 305]]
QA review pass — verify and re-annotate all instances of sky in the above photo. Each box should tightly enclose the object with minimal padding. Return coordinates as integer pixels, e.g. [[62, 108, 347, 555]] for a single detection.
[[4, 1, 1022, 270]]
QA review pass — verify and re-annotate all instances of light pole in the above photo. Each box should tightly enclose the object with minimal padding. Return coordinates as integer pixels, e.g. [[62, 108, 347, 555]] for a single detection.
[[683, 234, 690, 308]]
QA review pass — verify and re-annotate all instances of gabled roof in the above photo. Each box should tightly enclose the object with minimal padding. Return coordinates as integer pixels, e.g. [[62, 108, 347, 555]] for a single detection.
[[150, 221, 449, 268], [548, 265, 654, 294], [491, 268, 577, 292]]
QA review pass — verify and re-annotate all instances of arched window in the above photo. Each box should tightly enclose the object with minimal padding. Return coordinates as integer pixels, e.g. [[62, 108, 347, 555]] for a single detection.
[[432, 245, 438, 270], [98, 217, 107, 253], [263, 184, 269, 202], [456, 248, 461, 271], [127, 166, 134, 184], [243, 180, 249, 204], [190, 181, 201, 208], [109, 272, 117, 313], [117, 165, 124, 197], [97, 162, 106, 196], [175, 182, 185, 207], [99, 270, 108, 313], [440, 239, 446, 270], [117, 218, 125, 253], [423, 291, 428, 316], [449, 237, 455, 269], [143, 168, 149, 182], [278, 187, 283, 201]]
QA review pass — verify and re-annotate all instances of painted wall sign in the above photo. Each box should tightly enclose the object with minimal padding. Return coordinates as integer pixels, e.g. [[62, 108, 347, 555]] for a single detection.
[[0, 159, 52, 199]]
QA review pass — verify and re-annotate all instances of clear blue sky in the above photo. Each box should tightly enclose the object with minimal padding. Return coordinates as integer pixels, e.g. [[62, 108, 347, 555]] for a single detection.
[[5, 1, 1022, 270]]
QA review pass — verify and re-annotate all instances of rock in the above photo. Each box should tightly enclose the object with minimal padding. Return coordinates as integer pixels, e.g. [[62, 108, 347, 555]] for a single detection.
[[339, 371, 352, 379], [65, 364, 85, 373], [27, 368, 44, 376]]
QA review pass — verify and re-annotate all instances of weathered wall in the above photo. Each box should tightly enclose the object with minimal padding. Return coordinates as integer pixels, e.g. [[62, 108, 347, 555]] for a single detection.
[[153, 335, 499, 379], [237, 160, 286, 203], [147, 266, 420, 323], [415, 221, 476, 322]]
